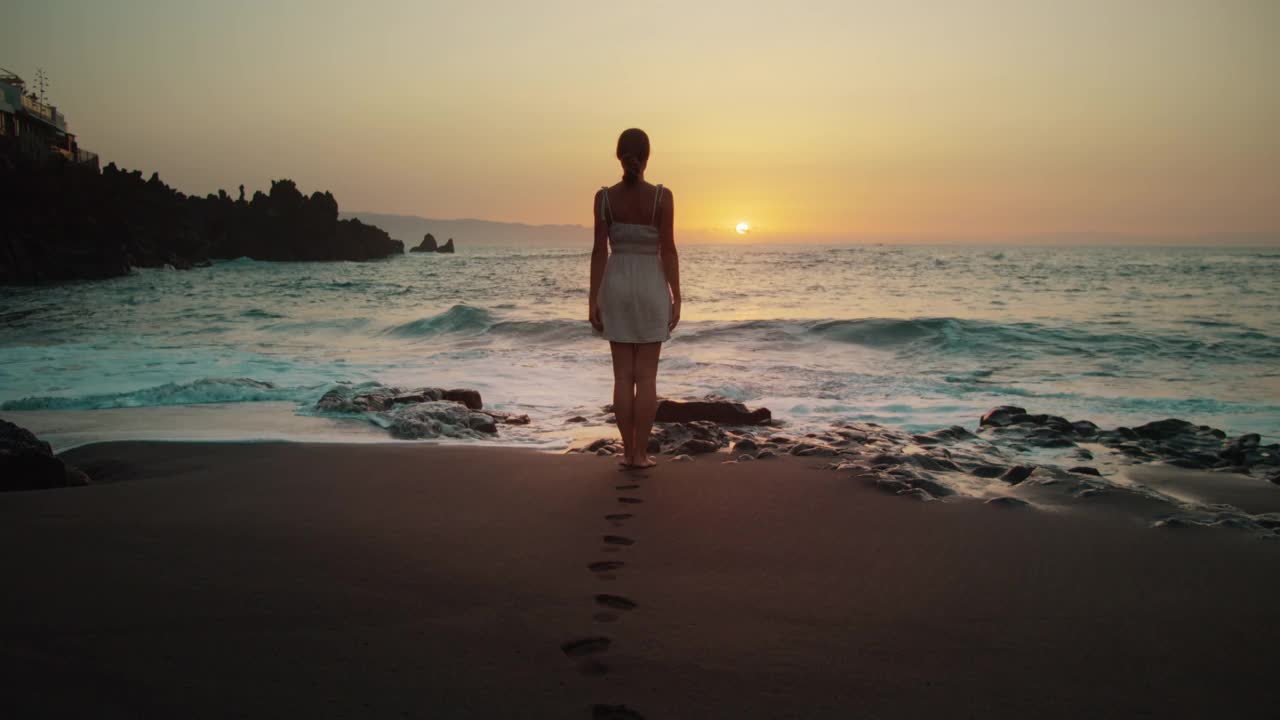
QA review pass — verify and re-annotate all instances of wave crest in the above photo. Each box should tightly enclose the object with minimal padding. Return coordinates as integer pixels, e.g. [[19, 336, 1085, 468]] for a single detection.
[[1, 378, 322, 411], [384, 304, 496, 337]]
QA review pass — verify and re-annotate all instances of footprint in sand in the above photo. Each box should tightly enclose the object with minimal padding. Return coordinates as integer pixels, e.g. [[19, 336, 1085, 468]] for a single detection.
[[615, 484, 640, 490], [605, 513, 633, 525], [603, 535, 634, 546], [588, 560, 624, 573], [617, 497, 643, 504], [593, 704, 645, 719], [595, 594, 637, 611], [561, 637, 611, 657]]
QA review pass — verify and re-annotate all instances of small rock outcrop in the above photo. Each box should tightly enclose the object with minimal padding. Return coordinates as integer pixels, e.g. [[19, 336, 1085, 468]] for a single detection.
[[437, 238, 456, 253], [654, 397, 771, 425], [1, 420, 88, 491], [411, 233, 438, 252], [314, 383, 513, 439], [648, 421, 729, 455]]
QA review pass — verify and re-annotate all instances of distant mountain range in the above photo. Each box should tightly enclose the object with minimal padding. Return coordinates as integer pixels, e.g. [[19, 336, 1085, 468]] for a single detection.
[[341, 212, 589, 248], [342, 211, 1278, 248]]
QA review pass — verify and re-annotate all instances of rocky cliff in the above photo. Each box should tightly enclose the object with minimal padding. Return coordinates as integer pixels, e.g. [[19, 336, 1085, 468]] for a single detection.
[[0, 138, 403, 284]]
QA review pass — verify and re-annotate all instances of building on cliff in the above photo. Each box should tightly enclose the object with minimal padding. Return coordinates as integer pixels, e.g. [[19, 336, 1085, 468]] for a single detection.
[[0, 67, 98, 170]]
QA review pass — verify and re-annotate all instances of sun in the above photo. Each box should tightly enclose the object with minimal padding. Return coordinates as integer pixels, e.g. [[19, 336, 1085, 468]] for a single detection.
[[735, 221, 750, 235]]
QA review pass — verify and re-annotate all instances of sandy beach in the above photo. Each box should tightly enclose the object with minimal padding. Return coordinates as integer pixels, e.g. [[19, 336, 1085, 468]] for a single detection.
[[1, 441, 1276, 718]]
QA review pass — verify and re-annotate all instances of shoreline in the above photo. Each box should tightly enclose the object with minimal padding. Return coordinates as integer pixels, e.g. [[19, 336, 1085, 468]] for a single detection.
[[2, 441, 1277, 717], [6, 400, 1280, 535]]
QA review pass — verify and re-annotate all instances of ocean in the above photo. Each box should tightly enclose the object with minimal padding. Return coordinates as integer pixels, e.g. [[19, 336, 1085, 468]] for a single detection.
[[2, 244, 1279, 452]]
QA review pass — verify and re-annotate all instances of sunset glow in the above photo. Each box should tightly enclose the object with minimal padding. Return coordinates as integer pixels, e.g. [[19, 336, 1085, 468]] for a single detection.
[[4, 1, 1277, 243], [736, 222, 750, 235]]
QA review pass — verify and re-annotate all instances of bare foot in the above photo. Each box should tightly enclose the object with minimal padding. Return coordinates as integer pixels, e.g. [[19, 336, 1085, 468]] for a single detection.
[[628, 455, 657, 469], [616, 449, 635, 468]]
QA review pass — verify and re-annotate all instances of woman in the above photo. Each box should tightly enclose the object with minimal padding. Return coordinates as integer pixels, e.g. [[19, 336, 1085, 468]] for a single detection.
[[589, 128, 681, 470]]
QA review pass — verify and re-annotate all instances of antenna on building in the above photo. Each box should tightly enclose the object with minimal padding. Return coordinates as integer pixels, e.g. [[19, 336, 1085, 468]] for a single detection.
[[34, 67, 49, 105]]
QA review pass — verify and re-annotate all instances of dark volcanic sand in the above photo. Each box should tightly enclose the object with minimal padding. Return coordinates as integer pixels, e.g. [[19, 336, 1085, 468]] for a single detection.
[[1, 442, 1277, 718]]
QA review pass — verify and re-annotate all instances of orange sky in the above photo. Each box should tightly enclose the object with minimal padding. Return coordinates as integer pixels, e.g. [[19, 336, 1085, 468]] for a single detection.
[[5, 1, 1278, 242]]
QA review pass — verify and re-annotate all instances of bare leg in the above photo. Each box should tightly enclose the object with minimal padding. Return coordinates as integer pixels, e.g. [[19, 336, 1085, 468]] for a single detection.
[[609, 342, 637, 463], [630, 342, 663, 468]]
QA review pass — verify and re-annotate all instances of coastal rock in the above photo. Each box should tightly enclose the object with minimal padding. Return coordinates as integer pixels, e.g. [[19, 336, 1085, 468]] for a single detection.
[[314, 383, 492, 439], [317, 384, 483, 414], [679, 439, 722, 454], [874, 478, 911, 494], [971, 465, 1007, 478], [917, 425, 976, 444], [907, 475, 957, 498], [411, 233, 438, 252], [986, 496, 1031, 509], [391, 389, 445, 405], [1000, 465, 1036, 485], [899, 488, 936, 502], [437, 238, 456, 253], [654, 397, 772, 425], [0, 420, 88, 491], [907, 454, 962, 472], [1131, 418, 1198, 440], [649, 421, 728, 455], [1068, 466, 1102, 476], [443, 388, 483, 410], [385, 401, 497, 439], [731, 438, 759, 454], [980, 406, 1028, 427]]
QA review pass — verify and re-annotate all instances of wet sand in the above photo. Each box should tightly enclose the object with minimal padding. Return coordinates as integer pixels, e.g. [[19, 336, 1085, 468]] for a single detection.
[[1, 442, 1277, 718]]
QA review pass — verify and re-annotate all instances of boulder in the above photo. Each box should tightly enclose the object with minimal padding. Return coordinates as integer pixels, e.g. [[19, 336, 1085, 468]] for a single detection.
[[655, 398, 771, 425], [979, 406, 1027, 427], [386, 401, 497, 439], [650, 421, 728, 454], [1, 420, 88, 491], [1000, 465, 1036, 485], [1068, 466, 1102, 476], [443, 388, 483, 410], [916, 425, 975, 444], [1131, 419, 1198, 440], [411, 233, 438, 252]]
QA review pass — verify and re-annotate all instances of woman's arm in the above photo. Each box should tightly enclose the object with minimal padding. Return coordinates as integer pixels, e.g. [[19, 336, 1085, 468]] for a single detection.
[[589, 189, 608, 331], [658, 187, 681, 331]]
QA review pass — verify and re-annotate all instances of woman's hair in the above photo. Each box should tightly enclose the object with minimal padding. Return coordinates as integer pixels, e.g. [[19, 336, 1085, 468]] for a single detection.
[[616, 128, 650, 185]]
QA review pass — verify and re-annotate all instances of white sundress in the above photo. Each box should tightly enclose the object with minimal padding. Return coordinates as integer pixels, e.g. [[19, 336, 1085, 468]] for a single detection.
[[597, 184, 672, 343]]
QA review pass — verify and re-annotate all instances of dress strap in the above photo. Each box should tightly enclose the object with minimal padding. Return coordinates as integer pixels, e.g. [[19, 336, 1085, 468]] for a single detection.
[[651, 184, 663, 224], [599, 186, 612, 224]]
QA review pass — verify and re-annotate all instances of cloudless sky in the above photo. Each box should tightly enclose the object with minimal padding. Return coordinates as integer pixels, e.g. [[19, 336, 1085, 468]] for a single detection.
[[5, 0, 1278, 242]]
